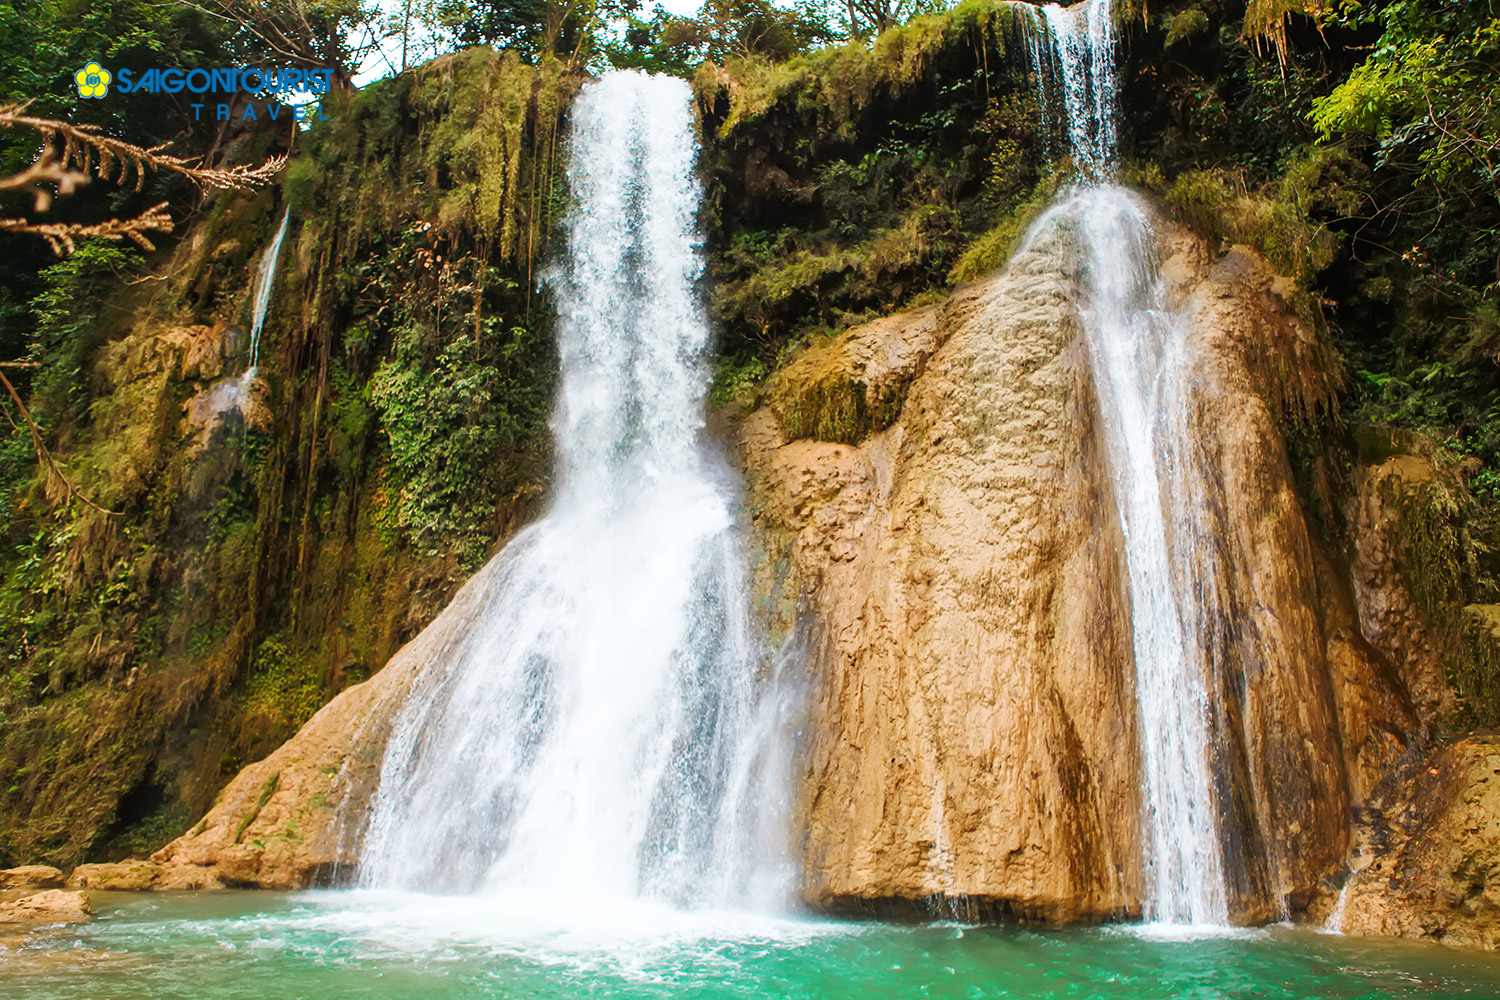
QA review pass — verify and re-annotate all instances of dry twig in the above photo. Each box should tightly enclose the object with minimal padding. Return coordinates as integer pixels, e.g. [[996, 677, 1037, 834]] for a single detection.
[[0, 368, 121, 516], [0, 105, 287, 194]]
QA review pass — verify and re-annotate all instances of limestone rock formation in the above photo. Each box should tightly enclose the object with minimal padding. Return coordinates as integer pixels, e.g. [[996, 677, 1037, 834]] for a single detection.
[[0, 866, 65, 891], [1345, 452, 1458, 727], [0, 889, 92, 925], [740, 230, 1144, 923], [69, 860, 220, 891], [151, 558, 511, 888], [735, 212, 1425, 923], [1332, 737, 1500, 950]]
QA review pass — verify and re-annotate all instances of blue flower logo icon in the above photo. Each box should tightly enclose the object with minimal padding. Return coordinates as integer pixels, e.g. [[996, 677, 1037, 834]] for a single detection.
[[75, 62, 111, 99]]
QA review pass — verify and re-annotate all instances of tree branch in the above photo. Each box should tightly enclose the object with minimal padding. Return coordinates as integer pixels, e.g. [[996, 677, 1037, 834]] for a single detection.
[[0, 368, 121, 516], [0, 201, 174, 254]]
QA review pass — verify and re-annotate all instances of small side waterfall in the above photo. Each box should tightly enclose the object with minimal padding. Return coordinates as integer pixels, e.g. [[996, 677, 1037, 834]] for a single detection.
[[359, 72, 787, 908], [1022, 0, 1233, 925], [247, 207, 291, 371], [182, 207, 292, 430]]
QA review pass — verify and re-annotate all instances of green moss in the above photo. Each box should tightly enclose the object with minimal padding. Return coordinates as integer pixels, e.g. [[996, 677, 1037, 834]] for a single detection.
[[1371, 448, 1500, 728], [1164, 8, 1209, 48], [949, 173, 1062, 283], [767, 329, 911, 445], [700, 0, 1032, 137], [1455, 606, 1500, 729], [234, 772, 279, 844], [244, 636, 324, 733]]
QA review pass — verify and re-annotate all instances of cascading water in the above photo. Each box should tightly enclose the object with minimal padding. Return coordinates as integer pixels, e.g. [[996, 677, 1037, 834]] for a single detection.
[[184, 207, 292, 427], [247, 207, 291, 371], [359, 71, 788, 909], [1022, 0, 1232, 925]]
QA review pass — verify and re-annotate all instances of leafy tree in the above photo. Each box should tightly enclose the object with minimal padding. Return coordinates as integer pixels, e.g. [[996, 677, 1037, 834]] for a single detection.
[[425, 0, 638, 66], [831, 0, 943, 40], [1312, 0, 1499, 218], [607, 0, 831, 71]]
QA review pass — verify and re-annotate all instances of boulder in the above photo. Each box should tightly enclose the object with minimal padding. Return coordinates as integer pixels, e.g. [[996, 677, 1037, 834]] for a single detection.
[[0, 889, 92, 925], [0, 865, 66, 891]]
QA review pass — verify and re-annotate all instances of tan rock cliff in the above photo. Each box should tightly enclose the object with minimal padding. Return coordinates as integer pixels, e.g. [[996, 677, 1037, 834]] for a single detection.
[[736, 215, 1424, 924]]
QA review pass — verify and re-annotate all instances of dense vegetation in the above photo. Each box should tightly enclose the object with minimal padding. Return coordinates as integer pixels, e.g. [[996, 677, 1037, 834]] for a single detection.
[[0, 7, 568, 865], [0, 0, 1496, 865]]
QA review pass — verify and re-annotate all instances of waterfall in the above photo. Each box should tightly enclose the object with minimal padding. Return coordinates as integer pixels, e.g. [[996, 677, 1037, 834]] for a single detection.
[[1022, 0, 1232, 925], [247, 207, 291, 371], [358, 72, 787, 908]]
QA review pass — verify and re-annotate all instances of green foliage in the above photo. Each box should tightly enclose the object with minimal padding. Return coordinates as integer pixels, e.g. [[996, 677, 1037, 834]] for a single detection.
[[610, 0, 832, 71], [701, 2, 1047, 359], [709, 353, 771, 409], [1157, 147, 1365, 285], [26, 243, 144, 425], [716, 203, 962, 348], [1312, 2, 1499, 203], [440, 0, 635, 66], [949, 172, 1060, 283], [361, 230, 555, 566], [699, 0, 1033, 137], [1164, 7, 1209, 47], [1358, 363, 1500, 491]]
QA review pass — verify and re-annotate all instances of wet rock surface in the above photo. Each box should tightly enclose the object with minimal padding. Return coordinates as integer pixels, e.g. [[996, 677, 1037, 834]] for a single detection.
[[1332, 737, 1500, 950], [0, 866, 65, 891], [735, 218, 1420, 924]]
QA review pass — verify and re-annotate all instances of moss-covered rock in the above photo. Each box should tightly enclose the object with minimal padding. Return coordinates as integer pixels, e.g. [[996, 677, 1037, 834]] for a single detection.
[[0, 52, 578, 869]]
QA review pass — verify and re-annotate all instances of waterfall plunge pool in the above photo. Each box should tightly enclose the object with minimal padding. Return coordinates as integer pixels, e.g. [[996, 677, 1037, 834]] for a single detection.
[[3, 891, 1499, 999]]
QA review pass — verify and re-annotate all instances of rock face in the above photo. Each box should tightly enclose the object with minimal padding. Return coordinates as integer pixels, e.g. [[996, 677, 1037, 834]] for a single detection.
[[0, 866, 65, 891], [1331, 737, 1500, 950], [68, 860, 221, 891], [742, 233, 1144, 923], [151, 558, 512, 888], [0, 889, 92, 924], [152, 193, 1477, 946], [1345, 453, 1458, 728], [735, 213, 1426, 923]]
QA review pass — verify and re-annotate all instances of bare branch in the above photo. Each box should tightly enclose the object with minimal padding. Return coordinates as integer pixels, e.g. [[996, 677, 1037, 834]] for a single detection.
[[0, 105, 287, 193], [0, 368, 122, 516], [0, 201, 174, 255]]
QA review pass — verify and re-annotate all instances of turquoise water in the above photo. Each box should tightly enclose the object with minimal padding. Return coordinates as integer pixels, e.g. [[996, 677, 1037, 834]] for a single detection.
[[3, 890, 1499, 998]]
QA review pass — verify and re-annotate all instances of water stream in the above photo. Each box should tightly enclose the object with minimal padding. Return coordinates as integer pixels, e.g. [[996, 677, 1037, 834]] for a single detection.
[[358, 71, 788, 908], [247, 207, 291, 372], [1022, 0, 1234, 925]]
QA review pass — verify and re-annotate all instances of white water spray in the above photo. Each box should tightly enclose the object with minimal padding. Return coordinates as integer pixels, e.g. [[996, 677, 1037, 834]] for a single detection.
[[359, 72, 789, 909], [247, 207, 291, 371], [1022, 0, 1231, 925]]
